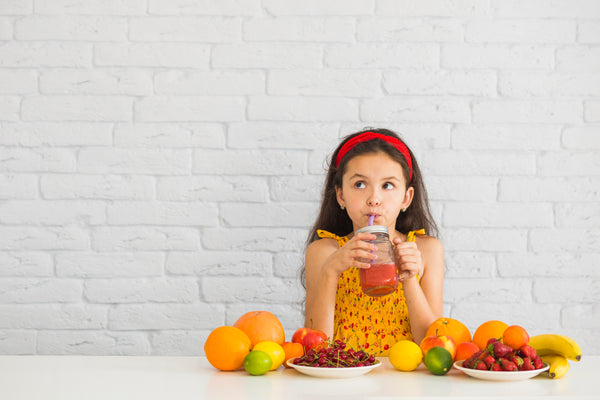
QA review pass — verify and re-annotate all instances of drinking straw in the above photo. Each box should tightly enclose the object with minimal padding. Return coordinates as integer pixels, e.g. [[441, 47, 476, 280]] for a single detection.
[[368, 215, 375, 226]]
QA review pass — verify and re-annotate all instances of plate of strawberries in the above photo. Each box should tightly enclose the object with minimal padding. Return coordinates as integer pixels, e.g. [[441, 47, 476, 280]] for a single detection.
[[454, 339, 548, 381]]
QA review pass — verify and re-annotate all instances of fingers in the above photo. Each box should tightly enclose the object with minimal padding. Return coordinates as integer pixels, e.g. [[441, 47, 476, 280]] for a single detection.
[[394, 241, 421, 279]]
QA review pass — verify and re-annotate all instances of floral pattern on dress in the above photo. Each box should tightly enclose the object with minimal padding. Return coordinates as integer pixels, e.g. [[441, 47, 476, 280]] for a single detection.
[[317, 229, 423, 356]]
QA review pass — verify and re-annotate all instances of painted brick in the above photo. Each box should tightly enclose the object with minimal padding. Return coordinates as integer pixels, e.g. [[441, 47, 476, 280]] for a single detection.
[[107, 201, 218, 226], [92, 227, 200, 251], [135, 96, 245, 122], [0, 122, 113, 146], [37, 331, 150, 355], [84, 278, 198, 303], [40, 69, 152, 96], [377, 0, 489, 17], [154, 70, 264, 96], [109, 304, 225, 330], [56, 252, 163, 278], [194, 149, 305, 175], [357, 18, 464, 42], [0, 278, 82, 303], [157, 176, 268, 202], [384, 70, 496, 96], [10, 148, 100, 172], [34, 0, 147, 15], [15, 16, 127, 41], [444, 202, 553, 228], [22, 95, 132, 122], [361, 98, 470, 123], [166, 251, 272, 277], [0, 200, 106, 225], [221, 202, 317, 227], [269, 70, 380, 97], [148, 0, 261, 16], [245, 17, 354, 42], [0, 304, 106, 329], [0, 174, 38, 199], [78, 148, 191, 175], [213, 44, 322, 68], [263, 0, 373, 15], [130, 17, 240, 42], [442, 44, 554, 69], [115, 123, 225, 148], [0, 42, 92, 67], [41, 174, 155, 200], [249, 96, 358, 122], [466, 20, 575, 43], [95, 43, 210, 68], [0, 252, 53, 277], [326, 44, 438, 68]]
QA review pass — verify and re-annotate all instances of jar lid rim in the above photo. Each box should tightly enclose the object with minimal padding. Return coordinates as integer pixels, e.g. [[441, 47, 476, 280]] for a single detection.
[[356, 225, 389, 234]]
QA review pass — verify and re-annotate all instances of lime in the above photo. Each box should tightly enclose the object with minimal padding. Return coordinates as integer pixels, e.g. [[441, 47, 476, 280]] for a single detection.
[[243, 350, 273, 376], [423, 346, 453, 375], [389, 340, 423, 372], [253, 341, 285, 370]]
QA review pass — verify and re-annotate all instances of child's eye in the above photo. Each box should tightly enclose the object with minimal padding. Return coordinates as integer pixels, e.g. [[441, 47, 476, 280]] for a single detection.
[[383, 182, 395, 190], [354, 181, 366, 189]]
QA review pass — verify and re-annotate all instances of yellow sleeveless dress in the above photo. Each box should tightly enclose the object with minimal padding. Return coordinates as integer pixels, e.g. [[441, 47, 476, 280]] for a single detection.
[[317, 229, 425, 356]]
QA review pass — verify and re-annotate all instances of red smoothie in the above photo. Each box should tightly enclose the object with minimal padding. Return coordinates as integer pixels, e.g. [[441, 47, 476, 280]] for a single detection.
[[359, 263, 398, 297]]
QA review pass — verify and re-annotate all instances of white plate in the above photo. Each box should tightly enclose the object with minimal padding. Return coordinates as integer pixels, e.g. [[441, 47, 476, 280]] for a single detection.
[[453, 360, 549, 381], [286, 359, 381, 379]]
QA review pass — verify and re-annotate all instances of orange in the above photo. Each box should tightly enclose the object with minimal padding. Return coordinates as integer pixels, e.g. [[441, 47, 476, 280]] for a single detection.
[[455, 342, 480, 361], [204, 326, 251, 371], [282, 342, 304, 367], [502, 325, 530, 350], [425, 317, 471, 345], [472, 320, 509, 350], [233, 311, 285, 347]]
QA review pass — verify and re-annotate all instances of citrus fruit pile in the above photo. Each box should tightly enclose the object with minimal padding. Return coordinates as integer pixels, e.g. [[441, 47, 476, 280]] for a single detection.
[[204, 310, 287, 375]]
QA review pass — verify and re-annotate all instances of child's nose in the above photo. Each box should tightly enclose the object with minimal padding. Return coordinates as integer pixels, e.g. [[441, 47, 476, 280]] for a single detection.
[[367, 194, 381, 206]]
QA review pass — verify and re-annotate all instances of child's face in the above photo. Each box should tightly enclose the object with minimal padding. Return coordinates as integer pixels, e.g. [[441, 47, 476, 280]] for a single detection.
[[336, 152, 413, 232]]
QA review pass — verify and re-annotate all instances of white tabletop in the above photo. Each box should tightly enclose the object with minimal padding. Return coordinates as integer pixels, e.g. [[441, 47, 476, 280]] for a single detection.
[[0, 355, 595, 400]]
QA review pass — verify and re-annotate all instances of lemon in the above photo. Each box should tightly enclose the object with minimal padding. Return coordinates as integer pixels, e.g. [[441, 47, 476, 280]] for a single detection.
[[389, 340, 423, 372], [253, 341, 285, 370], [243, 350, 272, 376], [424, 346, 453, 375]]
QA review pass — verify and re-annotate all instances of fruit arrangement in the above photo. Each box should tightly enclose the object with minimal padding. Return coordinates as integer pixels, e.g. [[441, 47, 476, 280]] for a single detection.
[[290, 339, 377, 368], [463, 338, 544, 371], [204, 311, 582, 380]]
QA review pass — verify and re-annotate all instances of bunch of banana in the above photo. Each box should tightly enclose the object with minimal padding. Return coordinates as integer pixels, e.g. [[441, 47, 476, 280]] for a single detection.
[[528, 334, 582, 379]]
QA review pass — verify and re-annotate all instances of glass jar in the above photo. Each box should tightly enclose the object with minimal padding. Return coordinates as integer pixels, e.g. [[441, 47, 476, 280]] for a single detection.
[[356, 225, 398, 297]]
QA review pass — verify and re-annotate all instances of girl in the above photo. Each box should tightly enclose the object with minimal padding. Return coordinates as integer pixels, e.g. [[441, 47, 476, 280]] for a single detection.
[[302, 128, 444, 355]]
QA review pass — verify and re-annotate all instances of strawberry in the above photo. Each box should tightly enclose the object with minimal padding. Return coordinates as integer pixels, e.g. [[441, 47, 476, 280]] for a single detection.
[[475, 361, 487, 370], [518, 345, 537, 360], [533, 356, 544, 370], [483, 355, 496, 369], [489, 341, 513, 358], [521, 357, 534, 371], [510, 355, 524, 368], [486, 337, 499, 346], [499, 358, 518, 371], [491, 362, 502, 371]]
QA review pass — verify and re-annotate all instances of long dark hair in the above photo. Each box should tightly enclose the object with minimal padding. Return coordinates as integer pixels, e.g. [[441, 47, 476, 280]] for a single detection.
[[307, 127, 438, 244]]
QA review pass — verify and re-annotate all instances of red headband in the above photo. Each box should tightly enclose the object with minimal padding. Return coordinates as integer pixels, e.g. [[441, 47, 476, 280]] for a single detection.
[[335, 132, 413, 179]]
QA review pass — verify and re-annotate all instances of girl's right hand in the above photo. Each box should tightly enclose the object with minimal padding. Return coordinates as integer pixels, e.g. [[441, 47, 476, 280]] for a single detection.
[[325, 232, 378, 275]]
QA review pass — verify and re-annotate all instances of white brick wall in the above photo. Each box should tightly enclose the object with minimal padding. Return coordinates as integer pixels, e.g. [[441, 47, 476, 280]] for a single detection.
[[0, 1, 598, 356]]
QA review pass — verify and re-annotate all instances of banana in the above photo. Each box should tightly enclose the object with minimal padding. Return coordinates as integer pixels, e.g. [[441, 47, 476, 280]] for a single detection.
[[528, 334, 582, 362], [541, 354, 570, 379]]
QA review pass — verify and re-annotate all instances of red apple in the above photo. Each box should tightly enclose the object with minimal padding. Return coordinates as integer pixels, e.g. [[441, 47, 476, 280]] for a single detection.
[[292, 327, 328, 352], [420, 335, 457, 360]]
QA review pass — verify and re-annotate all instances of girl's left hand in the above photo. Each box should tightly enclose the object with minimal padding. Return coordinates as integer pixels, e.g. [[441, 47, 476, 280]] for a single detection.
[[392, 238, 423, 281]]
